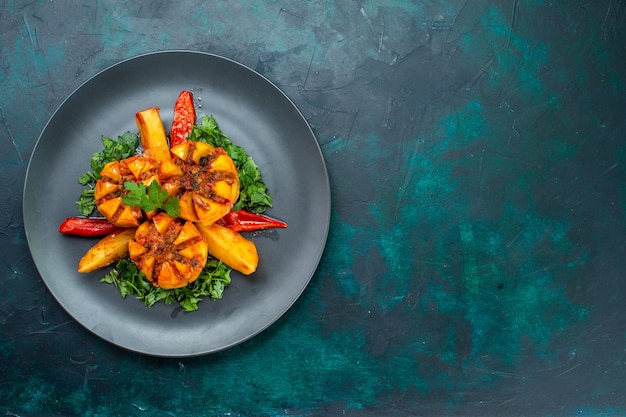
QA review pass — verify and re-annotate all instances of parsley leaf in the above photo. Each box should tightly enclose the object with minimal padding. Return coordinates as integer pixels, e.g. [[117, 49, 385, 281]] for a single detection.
[[76, 188, 96, 216], [188, 115, 273, 213], [121, 181, 181, 217], [101, 258, 232, 312]]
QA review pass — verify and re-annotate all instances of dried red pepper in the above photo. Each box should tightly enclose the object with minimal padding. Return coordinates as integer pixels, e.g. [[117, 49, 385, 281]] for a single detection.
[[59, 217, 122, 237], [216, 210, 287, 232], [60, 210, 286, 237], [169, 90, 196, 148]]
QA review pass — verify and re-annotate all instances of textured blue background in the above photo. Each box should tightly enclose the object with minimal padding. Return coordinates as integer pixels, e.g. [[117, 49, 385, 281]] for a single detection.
[[1, 1, 625, 415]]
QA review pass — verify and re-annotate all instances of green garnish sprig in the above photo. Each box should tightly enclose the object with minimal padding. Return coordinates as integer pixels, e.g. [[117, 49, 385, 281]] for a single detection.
[[121, 180, 180, 218]]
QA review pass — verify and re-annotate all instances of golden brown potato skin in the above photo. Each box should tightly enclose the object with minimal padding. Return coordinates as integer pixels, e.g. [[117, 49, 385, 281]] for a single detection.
[[135, 107, 182, 179], [78, 228, 137, 273], [197, 222, 258, 275]]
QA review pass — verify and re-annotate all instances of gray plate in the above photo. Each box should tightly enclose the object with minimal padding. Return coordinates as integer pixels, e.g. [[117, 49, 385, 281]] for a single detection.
[[23, 51, 330, 357]]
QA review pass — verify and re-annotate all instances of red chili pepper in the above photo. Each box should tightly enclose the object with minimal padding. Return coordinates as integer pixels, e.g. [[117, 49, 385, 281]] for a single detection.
[[216, 210, 287, 232], [59, 217, 123, 237], [169, 90, 196, 148], [60, 210, 286, 236]]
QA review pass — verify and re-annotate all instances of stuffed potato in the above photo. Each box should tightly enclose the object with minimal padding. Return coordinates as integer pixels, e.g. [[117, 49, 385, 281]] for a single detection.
[[128, 213, 209, 289]]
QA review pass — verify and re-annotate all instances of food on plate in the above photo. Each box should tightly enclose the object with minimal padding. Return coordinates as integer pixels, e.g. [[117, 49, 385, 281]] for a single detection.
[[197, 222, 258, 276], [63, 90, 286, 311], [59, 217, 121, 237], [169, 90, 195, 148], [60, 208, 286, 236], [167, 140, 240, 226], [77, 228, 136, 273], [215, 209, 287, 232], [128, 213, 209, 289], [94, 156, 161, 227]]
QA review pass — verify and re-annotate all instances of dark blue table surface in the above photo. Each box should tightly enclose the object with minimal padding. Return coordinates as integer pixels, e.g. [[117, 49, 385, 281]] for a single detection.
[[1, 1, 625, 416]]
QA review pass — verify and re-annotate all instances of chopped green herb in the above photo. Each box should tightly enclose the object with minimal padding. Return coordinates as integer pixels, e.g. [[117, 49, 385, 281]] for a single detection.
[[101, 258, 232, 311], [76, 188, 96, 217], [121, 181, 181, 218]]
